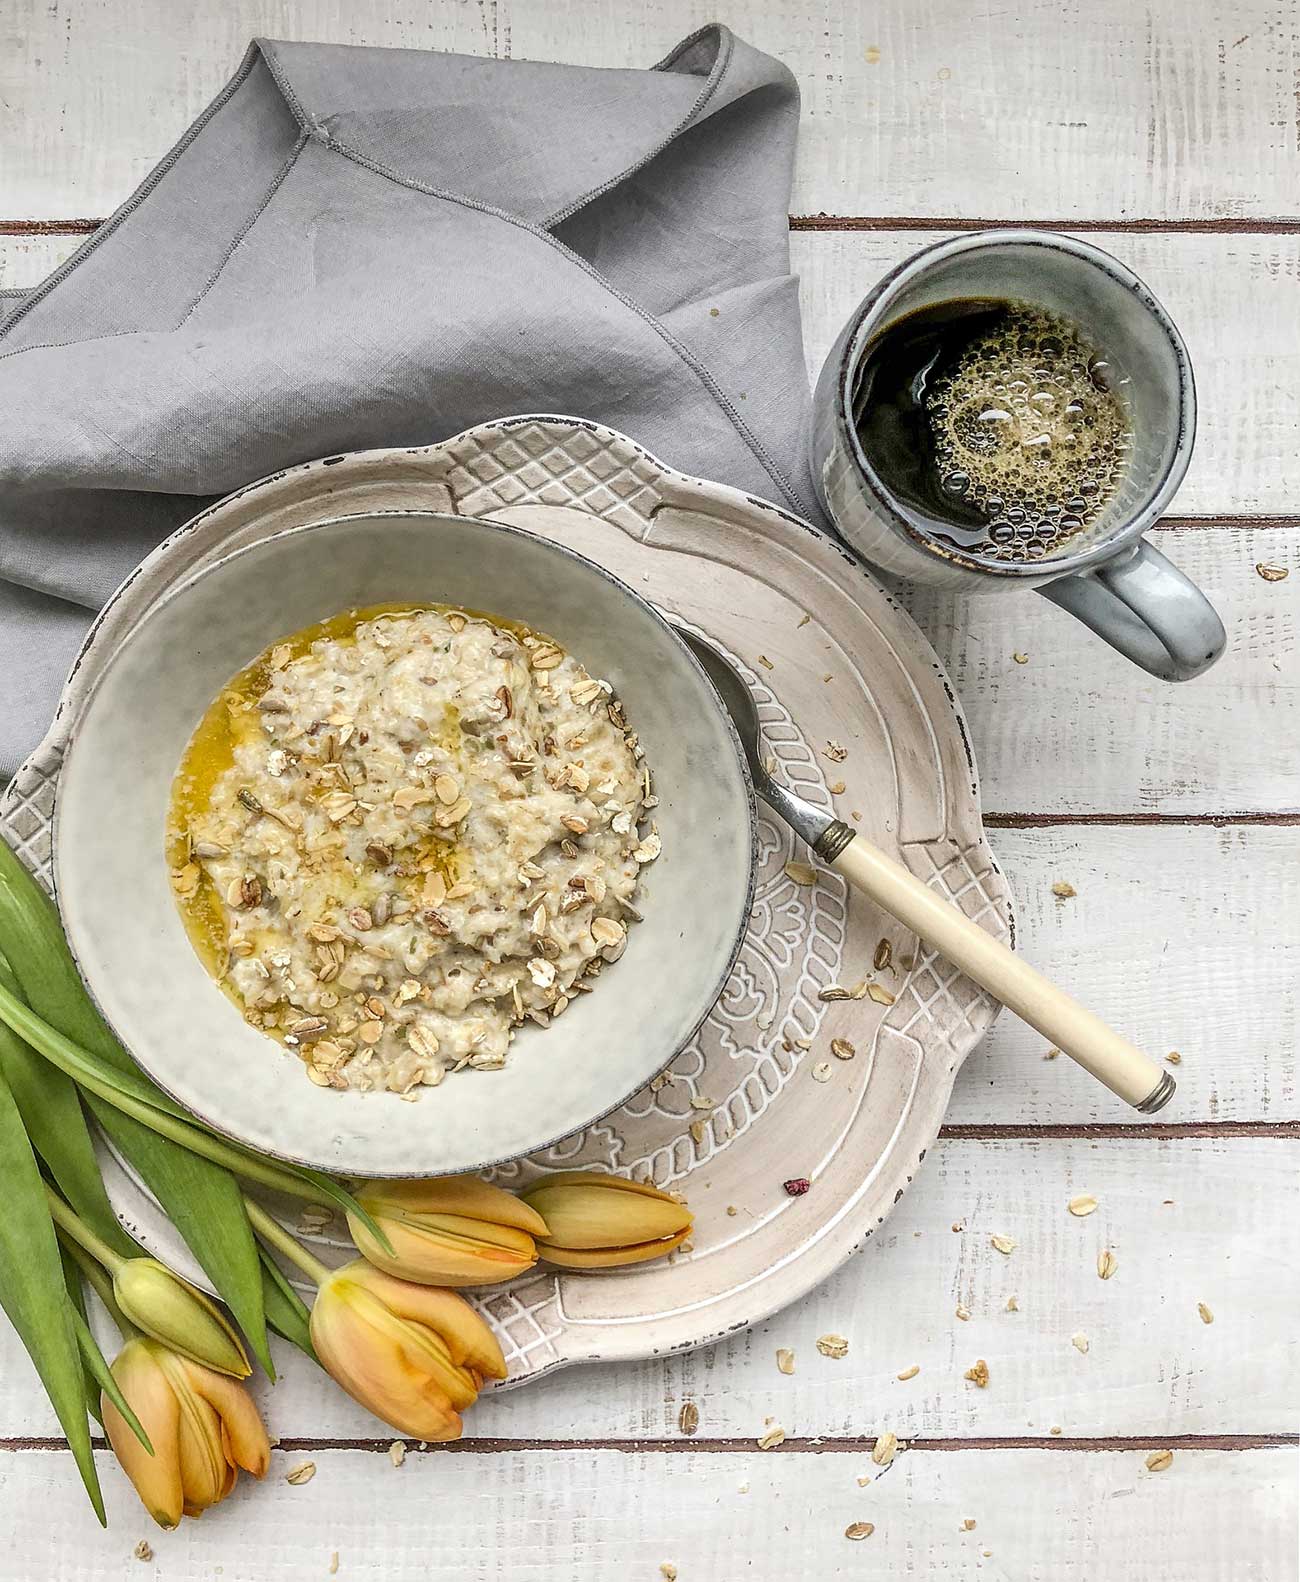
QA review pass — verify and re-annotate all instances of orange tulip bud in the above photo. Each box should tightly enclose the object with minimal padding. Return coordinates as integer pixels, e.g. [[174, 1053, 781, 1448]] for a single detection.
[[310, 1260, 506, 1440], [102, 1338, 270, 1529], [347, 1175, 548, 1287], [519, 1172, 692, 1269]]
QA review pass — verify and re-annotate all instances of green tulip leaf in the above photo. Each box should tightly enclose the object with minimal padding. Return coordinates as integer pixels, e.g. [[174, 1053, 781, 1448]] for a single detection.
[[0, 1056, 104, 1522], [0, 950, 132, 1258], [258, 1243, 317, 1363]]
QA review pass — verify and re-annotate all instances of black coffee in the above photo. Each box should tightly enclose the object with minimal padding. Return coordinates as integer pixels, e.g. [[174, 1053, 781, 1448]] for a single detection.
[[852, 298, 1133, 561]]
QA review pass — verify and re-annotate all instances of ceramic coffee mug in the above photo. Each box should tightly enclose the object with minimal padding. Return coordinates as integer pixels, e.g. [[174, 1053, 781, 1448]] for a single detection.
[[811, 230, 1226, 681]]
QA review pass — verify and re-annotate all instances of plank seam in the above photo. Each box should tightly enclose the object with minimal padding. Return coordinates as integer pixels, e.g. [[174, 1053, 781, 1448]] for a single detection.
[[6, 216, 1300, 236], [0, 1433, 1292, 1454], [936, 1122, 1300, 1139], [984, 812, 1300, 828]]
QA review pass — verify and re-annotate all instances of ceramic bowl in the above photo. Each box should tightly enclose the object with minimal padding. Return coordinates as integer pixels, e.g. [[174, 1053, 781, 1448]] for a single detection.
[[54, 512, 755, 1177]]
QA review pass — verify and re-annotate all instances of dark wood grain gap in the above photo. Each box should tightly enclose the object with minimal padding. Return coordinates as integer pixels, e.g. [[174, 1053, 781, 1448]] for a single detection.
[[7, 216, 1300, 237], [1, 1432, 1291, 1454], [0, 219, 100, 235], [937, 1122, 1300, 1140], [790, 216, 1300, 235], [985, 811, 1300, 829]]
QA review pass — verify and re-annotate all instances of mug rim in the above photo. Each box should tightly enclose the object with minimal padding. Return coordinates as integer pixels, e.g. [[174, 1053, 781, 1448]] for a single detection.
[[833, 228, 1198, 581]]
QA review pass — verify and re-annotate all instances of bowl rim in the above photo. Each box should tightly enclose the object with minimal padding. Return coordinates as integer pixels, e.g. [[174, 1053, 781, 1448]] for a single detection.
[[53, 508, 758, 1177]]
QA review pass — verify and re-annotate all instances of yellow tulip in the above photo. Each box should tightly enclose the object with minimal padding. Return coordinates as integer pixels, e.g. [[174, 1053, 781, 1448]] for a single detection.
[[113, 1259, 251, 1378], [310, 1259, 506, 1440], [519, 1172, 692, 1269], [102, 1338, 270, 1529], [347, 1175, 549, 1287]]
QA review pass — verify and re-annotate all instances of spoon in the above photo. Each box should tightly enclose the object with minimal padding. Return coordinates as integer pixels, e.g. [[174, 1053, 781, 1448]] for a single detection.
[[680, 629, 1174, 1114]]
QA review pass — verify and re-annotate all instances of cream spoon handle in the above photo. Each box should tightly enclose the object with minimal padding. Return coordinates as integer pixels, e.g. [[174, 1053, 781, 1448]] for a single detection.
[[829, 834, 1173, 1112]]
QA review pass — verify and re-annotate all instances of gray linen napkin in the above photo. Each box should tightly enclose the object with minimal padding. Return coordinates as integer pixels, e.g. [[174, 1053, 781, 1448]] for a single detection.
[[0, 25, 821, 777]]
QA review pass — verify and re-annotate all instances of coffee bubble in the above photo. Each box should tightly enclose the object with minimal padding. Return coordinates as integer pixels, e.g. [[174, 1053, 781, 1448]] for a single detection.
[[924, 305, 1132, 554]]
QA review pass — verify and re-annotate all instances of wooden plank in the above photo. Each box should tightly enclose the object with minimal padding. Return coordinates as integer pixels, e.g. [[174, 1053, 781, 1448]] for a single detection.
[[950, 825, 1298, 1125], [901, 523, 1298, 818], [2, 233, 1296, 815], [2, 1137, 1293, 1441], [793, 230, 1300, 517], [3, 228, 1296, 518], [0, 1443, 1292, 1580], [3, 0, 1297, 223]]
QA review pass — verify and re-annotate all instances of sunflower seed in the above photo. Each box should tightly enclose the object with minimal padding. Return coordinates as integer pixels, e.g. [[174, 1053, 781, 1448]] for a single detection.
[[1145, 1449, 1174, 1472], [1097, 1249, 1118, 1280], [1068, 1194, 1099, 1217], [870, 1431, 898, 1466]]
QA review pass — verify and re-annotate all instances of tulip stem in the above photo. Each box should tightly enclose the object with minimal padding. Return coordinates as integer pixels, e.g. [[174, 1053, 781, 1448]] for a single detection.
[[58, 1231, 139, 1340], [243, 1198, 330, 1287], [45, 1186, 127, 1275]]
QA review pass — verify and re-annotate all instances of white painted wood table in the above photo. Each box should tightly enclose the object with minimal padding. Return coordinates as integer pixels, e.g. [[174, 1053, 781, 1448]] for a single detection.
[[2, 2, 1297, 1576]]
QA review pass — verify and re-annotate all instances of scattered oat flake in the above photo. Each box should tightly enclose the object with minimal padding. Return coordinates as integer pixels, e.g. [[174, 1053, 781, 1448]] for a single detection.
[[856, 1473, 873, 1486], [1052, 880, 1077, 899], [1044, 1047, 1061, 1060], [689, 1118, 708, 1146], [757, 1425, 786, 1450], [845, 1522, 875, 1541], [811, 1060, 833, 1083], [389, 1440, 406, 1467], [678, 1401, 699, 1436], [825, 740, 848, 762], [776, 1347, 796, 1375], [689, 1095, 715, 1111], [990, 1234, 1016, 1255], [829, 779, 846, 794], [817, 1333, 850, 1359], [1097, 1249, 1118, 1280], [329, 1555, 339, 1576], [285, 1461, 316, 1485], [1256, 562, 1289, 581], [831, 1038, 856, 1061], [871, 1431, 899, 1466], [1071, 1332, 1090, 1355], [784, 860, 818, 886], [867, 982, 896, 1006], [1198, 1302, 1215, 1324], [757, 654, 774, 670], [962, 1518, 977, 1532], [1068, 1194, 1099, 1217], [797, 612, 811, 627], [964, 1358, 990, 1387], [955, 1303, 971, 1322], [133, 1540, 154, 1562], [1013, 651, 1029, 664], [1167, 1050, 1183, 1065], [661, 1565, 678, 1581], [1005, 1295, 1019, 1312], [896, 1364, 920, 1381], [1146, 1449, 1174, 1472]]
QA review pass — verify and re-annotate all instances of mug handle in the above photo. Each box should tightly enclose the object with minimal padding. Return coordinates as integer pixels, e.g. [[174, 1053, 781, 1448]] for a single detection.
[[1037, 538, 1226, 682]]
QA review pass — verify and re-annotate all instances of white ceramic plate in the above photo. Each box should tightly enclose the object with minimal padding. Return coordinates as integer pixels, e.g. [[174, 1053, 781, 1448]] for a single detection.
[[3, 417, 1011, 1382], [53, 511, 755, 1177]]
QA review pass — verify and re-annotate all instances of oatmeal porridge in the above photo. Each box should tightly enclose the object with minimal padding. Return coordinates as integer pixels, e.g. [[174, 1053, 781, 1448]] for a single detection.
[[167, 605, 658, 1095]]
